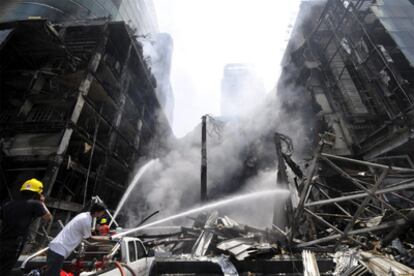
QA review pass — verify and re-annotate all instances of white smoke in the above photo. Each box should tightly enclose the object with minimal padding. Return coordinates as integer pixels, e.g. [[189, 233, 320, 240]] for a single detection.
[[121, 0, 326, 228], [122, 81, 314, 228]]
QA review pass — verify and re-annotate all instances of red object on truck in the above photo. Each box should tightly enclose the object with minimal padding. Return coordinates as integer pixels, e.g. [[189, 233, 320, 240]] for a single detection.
[[60, 270, 74, 276]]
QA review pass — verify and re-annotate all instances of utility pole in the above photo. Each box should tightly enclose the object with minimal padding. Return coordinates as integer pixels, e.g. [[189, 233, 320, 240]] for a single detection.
[[201, 115, 207, 201], [273, 133, 289, 230]]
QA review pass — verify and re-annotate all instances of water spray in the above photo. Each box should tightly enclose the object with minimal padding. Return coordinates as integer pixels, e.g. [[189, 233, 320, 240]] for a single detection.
[[112, 188, 290, 238], [109, 159, 158, 227]]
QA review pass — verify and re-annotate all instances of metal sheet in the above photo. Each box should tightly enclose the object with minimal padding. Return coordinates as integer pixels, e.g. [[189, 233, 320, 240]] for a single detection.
[[217, 238, 276, 261], [302, 250, 320, 276], [360, 251, 414, 275], [191, 211, 218, 256], [371, 0, 414, 67]]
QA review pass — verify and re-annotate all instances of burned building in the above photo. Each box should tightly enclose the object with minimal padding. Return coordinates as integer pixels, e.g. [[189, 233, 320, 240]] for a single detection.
[[0, 19, 171, 244], [274, 0, 414, 272], [280, 0, 414, 164], [0, 1, 176, 124]]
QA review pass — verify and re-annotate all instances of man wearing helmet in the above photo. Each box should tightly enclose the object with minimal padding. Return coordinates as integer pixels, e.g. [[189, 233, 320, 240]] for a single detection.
[[0, 178, 52, 275], [97, 218, 110, 236]]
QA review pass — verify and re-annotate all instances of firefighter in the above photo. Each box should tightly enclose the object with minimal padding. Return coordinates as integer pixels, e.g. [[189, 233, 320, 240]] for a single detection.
[[0, 178, 52, 275], [45, 202, 110, 276], [98, 218, 110, 236]]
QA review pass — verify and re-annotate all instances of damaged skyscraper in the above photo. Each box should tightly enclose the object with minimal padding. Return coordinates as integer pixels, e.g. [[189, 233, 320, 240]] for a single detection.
[[0, 0, 173, 247], [282, 0, 414, 160], [276, 0, 414, 273]]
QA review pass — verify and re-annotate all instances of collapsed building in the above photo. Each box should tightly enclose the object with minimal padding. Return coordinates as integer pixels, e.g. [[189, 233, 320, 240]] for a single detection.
[[0, 18, 172, 249], [281, 0, 414, 160], [273, 0, 414, 273]]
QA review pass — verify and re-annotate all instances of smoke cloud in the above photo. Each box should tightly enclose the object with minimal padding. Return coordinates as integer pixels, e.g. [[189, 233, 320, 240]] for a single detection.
[[120, 0, 326, 229], [122, 79, 316, 229]]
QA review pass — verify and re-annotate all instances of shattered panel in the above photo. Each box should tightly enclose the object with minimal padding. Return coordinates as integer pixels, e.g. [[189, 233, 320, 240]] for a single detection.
[[371, 0, 414, 67]]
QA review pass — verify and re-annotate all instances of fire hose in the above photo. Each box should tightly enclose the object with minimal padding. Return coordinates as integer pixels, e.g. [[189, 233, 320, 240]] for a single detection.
[[114, 261, 125, 276], [120, 262, 137, 276], [114, 261, 136, 276]]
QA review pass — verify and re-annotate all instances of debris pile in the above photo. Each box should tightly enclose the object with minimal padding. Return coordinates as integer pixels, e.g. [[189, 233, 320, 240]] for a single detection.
[[137, 133, 414, 275], [142, 212, 282, 258], [287, 135, 414, 262], [139, 211, 334, 275]]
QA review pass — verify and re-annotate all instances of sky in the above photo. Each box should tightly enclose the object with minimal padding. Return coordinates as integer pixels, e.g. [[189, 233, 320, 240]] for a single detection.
[[153, 0, 301, 137]]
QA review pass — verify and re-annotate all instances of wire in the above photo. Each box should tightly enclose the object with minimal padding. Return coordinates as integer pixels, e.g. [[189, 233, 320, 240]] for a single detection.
[[205, 115, 224, 140]]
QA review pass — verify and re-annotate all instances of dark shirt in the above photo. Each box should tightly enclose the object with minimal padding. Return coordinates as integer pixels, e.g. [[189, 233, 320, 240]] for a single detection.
[[0, 199, 47, 239]]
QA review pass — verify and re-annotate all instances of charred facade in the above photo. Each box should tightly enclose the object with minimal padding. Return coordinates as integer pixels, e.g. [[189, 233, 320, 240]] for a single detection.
[[276, 0, 414, 272], [0, 19, 171, 246], [281, 0, 414, 162]]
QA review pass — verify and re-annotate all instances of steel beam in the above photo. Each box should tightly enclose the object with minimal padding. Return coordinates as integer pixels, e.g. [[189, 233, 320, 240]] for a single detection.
[[338, 169, 388, 244], [305, 180, 414, 207], [321, 156, 406, 219], [316, 186, 352, 217], [304, 209, 365, 247], [322, 153, 414, 172], [297, 218, 406, 247], [290, 141, 325, 242]]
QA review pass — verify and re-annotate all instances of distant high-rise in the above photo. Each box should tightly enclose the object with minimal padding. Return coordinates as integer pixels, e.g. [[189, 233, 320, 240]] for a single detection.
[[220, 63, 266, 118]]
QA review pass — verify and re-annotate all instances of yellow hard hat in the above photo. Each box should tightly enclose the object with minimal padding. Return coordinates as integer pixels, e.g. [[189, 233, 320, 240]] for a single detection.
[[20, 178, 43, 194], [100, 218, 107, 224]]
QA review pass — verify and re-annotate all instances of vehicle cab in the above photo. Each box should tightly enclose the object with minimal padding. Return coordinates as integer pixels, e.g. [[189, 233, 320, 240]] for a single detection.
[[21, 237, 153, 276], [119, 237, 153, 275], [79, 237, 154, 276]]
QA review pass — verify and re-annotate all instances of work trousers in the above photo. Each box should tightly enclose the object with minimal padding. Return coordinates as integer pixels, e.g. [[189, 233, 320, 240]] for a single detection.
[[44, 249, 65, 276], [0, 236, 26, 275]]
